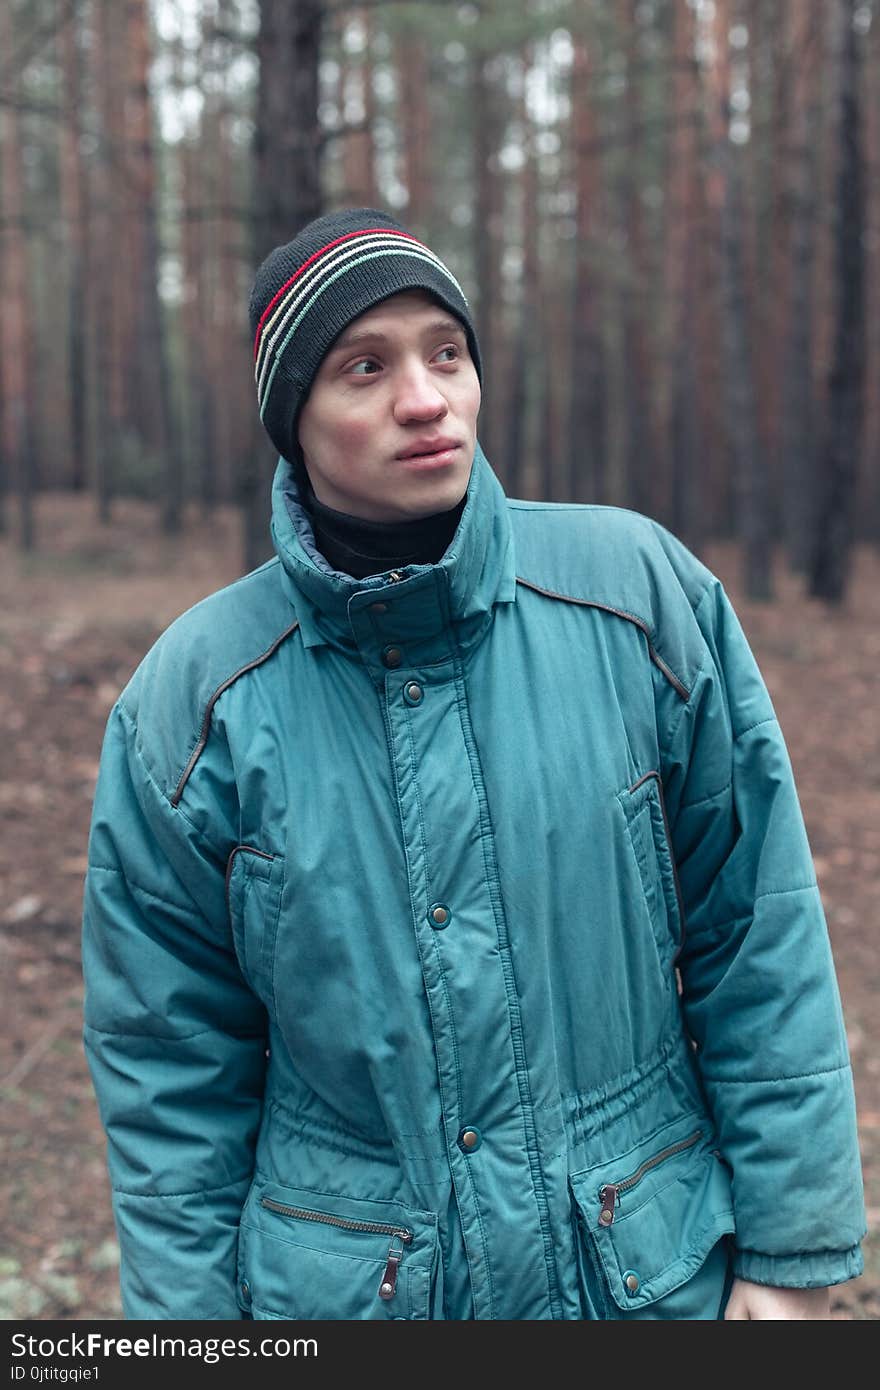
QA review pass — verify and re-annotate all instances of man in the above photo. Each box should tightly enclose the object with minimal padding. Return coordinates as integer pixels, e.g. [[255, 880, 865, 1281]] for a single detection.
[[82, 208, 865, 1320]]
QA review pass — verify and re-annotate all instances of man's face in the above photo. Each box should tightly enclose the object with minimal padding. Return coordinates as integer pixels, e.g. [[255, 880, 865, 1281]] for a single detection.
[[297, 289, 481, 522]]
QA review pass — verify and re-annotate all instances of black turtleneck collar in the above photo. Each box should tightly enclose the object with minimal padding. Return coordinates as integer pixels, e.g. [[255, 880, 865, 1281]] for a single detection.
[[297, 464, 467, 580]]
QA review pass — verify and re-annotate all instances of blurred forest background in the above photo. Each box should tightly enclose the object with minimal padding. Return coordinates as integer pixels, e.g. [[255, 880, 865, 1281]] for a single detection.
[[1, 0, 879, 1320], [1, 0, 877, 592]]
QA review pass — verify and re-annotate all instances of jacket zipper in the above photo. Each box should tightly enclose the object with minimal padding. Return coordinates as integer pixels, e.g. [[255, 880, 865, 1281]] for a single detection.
[[597, 1128, 703, 1227], [260, 1196, 414, 1300]]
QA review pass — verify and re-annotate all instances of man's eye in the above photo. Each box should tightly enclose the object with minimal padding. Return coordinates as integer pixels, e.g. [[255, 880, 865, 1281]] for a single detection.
[[349, 359, 380, 376], [435, 345, 459, 363]]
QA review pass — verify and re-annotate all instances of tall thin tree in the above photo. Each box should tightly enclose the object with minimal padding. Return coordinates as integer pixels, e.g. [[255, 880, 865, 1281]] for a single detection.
[[704, 0, 772, 598], [470, 25, 508, 473], [245, 0, 324, 570], [779, 0, 822, 574], [0, 0, 36, 548], [91, 0, 127, 522], [664, 0, 704, 550], [568, 22, 606, 504], [58, 0, 89, 492], [127, 0, 180, 531], [809, 0, 866, 602]]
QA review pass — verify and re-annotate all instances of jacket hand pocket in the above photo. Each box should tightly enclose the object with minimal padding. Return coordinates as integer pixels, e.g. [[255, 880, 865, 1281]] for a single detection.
[[618, 771, 685, 972], [569, 1113, 735, 1318], [225, 846, 284, 1006], [237, 1179, 442, 1320]]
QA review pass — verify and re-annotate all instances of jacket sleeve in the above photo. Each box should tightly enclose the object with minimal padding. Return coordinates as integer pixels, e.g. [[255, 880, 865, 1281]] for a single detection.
[[82, 698, 268, 1319], [659, 577, 865, 1289]]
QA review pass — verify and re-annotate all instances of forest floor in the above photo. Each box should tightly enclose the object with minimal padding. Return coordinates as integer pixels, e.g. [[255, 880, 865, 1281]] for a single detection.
[[0, 491, 878, 1321]]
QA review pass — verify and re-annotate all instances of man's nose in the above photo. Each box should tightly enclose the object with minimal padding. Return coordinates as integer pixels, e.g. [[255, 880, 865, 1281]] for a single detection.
[[392, 363, 448, 423]]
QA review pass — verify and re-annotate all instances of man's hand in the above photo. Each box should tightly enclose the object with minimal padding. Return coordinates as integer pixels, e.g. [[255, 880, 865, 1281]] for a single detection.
[[724, 1278, 832, 1319]]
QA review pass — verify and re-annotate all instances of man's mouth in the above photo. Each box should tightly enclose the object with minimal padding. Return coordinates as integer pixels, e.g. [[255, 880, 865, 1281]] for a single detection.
[[396, 438, 461, 463]]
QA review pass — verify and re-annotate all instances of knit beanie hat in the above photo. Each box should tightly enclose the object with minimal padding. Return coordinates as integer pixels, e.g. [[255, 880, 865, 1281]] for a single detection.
[[249, 207, 482, 465]]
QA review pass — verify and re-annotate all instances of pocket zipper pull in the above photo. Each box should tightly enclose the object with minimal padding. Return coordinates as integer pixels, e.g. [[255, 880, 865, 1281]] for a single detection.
[[377, 1230, 412, 1300], [598, 1184, 619, 1227]]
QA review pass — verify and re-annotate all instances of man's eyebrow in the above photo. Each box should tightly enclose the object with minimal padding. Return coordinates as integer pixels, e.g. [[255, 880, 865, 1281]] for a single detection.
[[329, 318, 466, 354]]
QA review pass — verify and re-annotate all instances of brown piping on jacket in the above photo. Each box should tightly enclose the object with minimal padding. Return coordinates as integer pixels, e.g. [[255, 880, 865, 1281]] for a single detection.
[[514, 576, 691, 701], [224, 845, 275, 919], [170, 621, 301, 807]]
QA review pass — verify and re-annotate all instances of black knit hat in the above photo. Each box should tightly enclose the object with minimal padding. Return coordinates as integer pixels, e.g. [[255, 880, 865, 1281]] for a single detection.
[[249, 207, 481, 464]]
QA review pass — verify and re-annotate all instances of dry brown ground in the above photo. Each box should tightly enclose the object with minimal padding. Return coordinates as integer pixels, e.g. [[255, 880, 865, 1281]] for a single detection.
[[0, 491, 877, 1320]]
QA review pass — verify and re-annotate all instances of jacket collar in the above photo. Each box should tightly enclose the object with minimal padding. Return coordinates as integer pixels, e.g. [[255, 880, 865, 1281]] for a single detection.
[[271, 442, 517, 677]]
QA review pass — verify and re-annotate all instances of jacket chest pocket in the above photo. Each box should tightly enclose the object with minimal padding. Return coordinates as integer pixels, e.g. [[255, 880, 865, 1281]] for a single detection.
[[237, 1180, 442, 1320], [617, 772, 684, 976], [225, 846, 284, 1007], [569, 1113, 735, 1318]]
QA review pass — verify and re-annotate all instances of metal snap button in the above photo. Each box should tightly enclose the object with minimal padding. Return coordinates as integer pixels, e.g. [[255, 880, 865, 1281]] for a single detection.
[[428, 902, 450, 928], [404, 681, 423, 705], [382, 645, 403, 669], [240, 1279, 252, 1304], [623, 1270, 640, 1295], [458, 1126, 481, 1152]]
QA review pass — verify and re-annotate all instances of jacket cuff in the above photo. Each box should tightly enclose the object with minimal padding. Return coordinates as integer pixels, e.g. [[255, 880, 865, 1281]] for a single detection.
[[732, 1245, 864, 1289]]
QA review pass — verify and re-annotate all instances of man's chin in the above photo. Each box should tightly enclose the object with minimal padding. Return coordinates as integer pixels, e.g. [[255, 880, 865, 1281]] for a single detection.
[[395, 477, 470, 521]]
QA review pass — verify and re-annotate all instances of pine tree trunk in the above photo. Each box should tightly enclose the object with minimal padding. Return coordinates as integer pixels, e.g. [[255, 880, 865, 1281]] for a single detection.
[[505, 45, 539, 500], [616, 0, 653, 519], [126, 0, 180, 532], [59, 6, 89, 492], [254, 0, 323, 260], [396, 26, 431, 232], [471, 30, 507, 474], [808, 0, 866, 602], [180, 131, 216, 513], [341, 9, 378, 206], [859, 2, 879, 542], [664, 0, 704, 551], [745, 0, 785, 496], [91, 0, 127, 522], [779, 0, 822, 573], [0, 0, 36, 549], [246, 0, 324, 572], [568, 30, 606, 504], [704, 0, 772, 598]]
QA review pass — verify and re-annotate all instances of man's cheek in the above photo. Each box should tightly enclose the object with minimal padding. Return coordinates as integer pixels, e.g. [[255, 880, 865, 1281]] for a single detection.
[[339, 418, 377, 458]]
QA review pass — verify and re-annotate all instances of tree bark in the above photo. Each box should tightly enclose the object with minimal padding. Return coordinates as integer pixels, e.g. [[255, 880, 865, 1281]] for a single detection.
[[126, 0, 180, 532], [253, 0, 323, 261], [91, 0, 127, 522], [858, 0, 879, 542], [58, 0, 89, 492], [395, 24, 432, 232], [616, 0, 653, 519], [568, 27, 606, 504], [471, 27, 507, 474], [779, 0, 822, 573], [664, 0, 704, 551], [808, 0, 866, 602], [703, 0, 772, 598], [246, 0, 324, 572], [340, 8, 379, 207], [0, 0, 36, 548], [505, 44, 540, 500]]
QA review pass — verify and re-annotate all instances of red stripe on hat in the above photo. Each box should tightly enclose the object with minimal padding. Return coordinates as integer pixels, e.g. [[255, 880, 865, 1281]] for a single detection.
[[253, 227, 428, 359]]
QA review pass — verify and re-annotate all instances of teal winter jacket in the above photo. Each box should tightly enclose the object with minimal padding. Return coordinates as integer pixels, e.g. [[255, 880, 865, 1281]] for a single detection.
[[82, 446, 865, 1320]]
